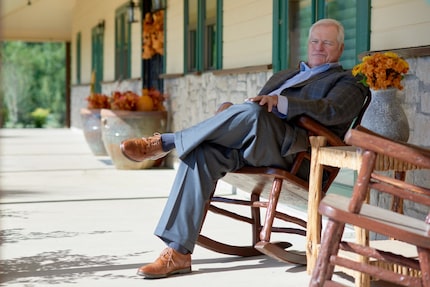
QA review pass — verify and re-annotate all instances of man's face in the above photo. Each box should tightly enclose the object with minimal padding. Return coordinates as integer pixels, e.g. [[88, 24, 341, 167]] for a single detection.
[[307, 24, 344, 67]]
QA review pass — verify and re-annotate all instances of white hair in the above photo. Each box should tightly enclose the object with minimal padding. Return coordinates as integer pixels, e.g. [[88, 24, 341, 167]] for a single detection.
[[309, 18, 344, 45]]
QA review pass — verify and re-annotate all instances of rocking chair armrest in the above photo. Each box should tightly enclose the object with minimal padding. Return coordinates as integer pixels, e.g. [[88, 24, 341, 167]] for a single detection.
[[295, 116, 346, 147], [345, 127, 430, 169]]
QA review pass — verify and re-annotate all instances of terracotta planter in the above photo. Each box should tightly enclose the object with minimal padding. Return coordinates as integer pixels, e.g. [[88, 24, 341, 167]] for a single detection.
[[100, 109, 168, 169], [80, 108, 108, 156]]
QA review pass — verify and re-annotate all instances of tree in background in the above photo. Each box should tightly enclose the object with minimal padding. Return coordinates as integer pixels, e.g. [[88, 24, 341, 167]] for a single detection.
[[1, 41, 66, 128]]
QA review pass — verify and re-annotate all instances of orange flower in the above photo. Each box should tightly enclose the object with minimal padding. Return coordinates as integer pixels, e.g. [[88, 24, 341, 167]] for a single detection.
[[111, 91, 140, 111], [109, 89, 166, 111], [86, 93, 111, 109], [352, 52, 409, 90]]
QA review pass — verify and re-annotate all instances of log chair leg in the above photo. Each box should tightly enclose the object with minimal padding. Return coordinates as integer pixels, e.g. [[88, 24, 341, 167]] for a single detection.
[[417, 246, 430, 287], [309, 219, 345, 286], [259, 177, 283, 242], [391, 171, 405, 215], [307, 136, 327, 274], [250, 191, 262, 246]]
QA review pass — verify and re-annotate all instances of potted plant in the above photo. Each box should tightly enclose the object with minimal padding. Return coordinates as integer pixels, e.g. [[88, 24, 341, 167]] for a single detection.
[[100, 89, 168, 170], [31, 108, 50, 128], [80, 93, 111, 156], [352, 51, 410, 141]]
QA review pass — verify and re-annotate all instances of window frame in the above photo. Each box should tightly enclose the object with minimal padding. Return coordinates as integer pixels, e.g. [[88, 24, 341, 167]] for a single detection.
[[115, 4, 132, 80], [184, 0, 223, 74], [76, 32, 81, 84], [91, 24, 104, 93], [272, 0, 370, 72]]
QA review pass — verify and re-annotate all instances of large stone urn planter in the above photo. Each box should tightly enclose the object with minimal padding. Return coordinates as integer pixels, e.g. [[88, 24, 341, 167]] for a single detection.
[[100, 109, 168, 169], [80, 108, 108, 156], [361, 88, 410, 142]]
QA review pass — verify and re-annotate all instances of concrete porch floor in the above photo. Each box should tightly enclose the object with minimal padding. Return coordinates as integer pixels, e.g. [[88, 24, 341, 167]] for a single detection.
[[0, 128, 401, 287]]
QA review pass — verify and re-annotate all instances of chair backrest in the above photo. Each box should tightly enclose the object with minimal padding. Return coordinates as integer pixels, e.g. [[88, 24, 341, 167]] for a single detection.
[[345, 127, 430, 218], [346, 127, 430, 170]]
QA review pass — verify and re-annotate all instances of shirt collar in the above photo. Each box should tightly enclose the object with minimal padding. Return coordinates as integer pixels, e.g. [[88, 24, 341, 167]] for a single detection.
[[299, 61, 340, 72]]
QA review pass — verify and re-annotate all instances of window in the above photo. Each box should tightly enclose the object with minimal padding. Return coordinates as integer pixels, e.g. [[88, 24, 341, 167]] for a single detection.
[[92, 22, 104, 93], [115, 4, 132, 80], [273, 0, 370, 71], [187, 0, 198, 72], [204, 0, 218, 70], [184, 0, 222, 73], [76, 32, 81, 84], [325, 0, 370, 68]]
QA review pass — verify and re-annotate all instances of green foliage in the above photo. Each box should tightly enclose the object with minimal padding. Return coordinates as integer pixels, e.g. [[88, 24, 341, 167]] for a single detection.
[[1, 41, 66, 128], [30, 108, 50, 128]]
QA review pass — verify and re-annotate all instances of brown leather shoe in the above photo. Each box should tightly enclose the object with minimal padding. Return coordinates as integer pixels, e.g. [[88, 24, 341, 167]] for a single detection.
[[137, 247, 191, 279], [120, 133, 169, 162]]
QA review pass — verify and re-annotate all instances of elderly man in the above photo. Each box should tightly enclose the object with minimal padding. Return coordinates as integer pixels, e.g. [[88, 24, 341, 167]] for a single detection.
[[121, 18, 369, 279]]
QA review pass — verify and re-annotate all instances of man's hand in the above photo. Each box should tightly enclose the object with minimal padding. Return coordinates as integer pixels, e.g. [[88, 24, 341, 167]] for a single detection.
[[247, 95, 278, 112]]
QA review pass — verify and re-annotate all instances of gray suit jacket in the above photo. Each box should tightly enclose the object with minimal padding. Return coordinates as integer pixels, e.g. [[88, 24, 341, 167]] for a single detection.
[[258, 65, 370, 139]]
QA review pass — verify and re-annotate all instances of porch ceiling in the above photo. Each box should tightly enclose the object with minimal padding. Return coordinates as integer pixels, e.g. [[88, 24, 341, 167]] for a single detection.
[[0, 0, 76, 42]]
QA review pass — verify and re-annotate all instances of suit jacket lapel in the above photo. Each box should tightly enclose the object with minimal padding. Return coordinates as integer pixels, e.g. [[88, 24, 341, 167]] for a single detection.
[[290, 66, 344, 88], [259, 69, 300, 95]]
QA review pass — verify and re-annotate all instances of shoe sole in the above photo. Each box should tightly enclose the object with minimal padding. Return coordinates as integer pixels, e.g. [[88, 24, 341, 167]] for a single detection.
[[119, 141, 170, 162], [137, 267, 191, 279]]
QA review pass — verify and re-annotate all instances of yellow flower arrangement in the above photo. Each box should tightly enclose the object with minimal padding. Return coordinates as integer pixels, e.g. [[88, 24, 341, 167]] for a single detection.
[[352, 52, 409, 90]]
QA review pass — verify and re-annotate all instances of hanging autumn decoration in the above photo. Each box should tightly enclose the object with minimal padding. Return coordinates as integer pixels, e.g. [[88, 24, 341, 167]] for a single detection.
[[142, 10, 164, 59]]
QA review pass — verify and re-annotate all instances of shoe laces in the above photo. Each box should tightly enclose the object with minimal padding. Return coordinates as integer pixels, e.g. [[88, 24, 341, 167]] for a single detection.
[[160, 248, 175, 267], [147, 133, 162, 150]]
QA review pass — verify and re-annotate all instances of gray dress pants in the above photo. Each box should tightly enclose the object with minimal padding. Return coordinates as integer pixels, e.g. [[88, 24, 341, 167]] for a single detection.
[[154, 101, 305, 253]]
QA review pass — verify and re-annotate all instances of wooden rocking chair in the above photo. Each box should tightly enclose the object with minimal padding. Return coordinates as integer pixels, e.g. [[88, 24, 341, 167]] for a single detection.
[[310, 127, 430, 287], [196, 98, 370, 265]]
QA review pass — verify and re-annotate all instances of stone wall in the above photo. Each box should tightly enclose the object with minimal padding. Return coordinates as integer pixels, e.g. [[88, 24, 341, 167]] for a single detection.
[[404, 55, 429, 217], [164, 71, 273, 133], [372, 55, 430, 224], [402, 56, 430, 148], [70, 85, 91, 129]]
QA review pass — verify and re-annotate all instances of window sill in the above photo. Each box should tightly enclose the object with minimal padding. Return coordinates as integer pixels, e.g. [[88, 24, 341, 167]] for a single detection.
[[212, 64, 272, 76], [359, 45, 430, 59], [159, 73, 185, 79], [160, 64, 273, 79]]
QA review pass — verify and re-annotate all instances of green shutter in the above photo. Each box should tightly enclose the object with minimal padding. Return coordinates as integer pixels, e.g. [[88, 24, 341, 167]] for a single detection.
[[76, 32, 81, 84], [91, 25, 104, 93], [115, 4, 132, 80], [184, 0, 222, 73], [326, 0, 357, 68], [215, 0, 223, 70]]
